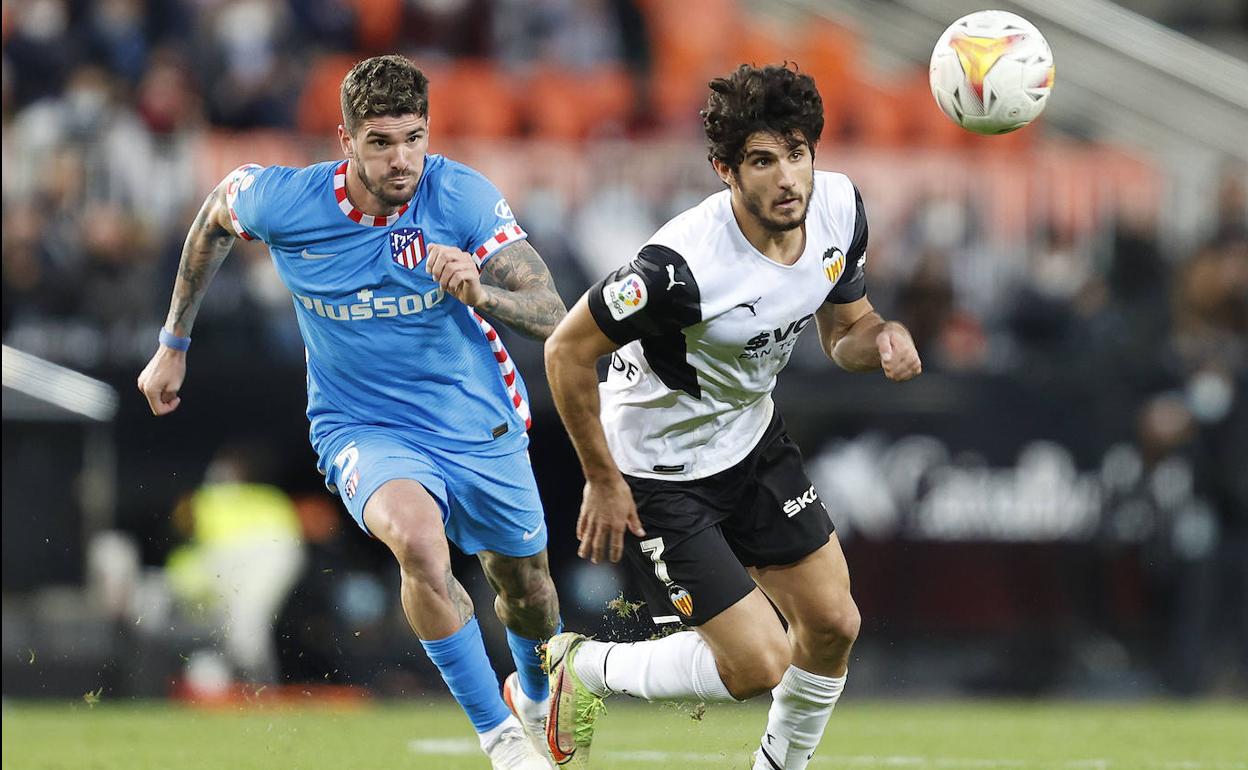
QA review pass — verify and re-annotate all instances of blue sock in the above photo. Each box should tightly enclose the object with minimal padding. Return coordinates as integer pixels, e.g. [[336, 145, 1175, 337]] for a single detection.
[[506, 620, 562, 702], [421, 617, 511, 733]]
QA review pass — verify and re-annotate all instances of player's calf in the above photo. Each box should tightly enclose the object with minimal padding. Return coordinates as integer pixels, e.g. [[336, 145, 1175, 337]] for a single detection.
[[752, 587, 858, 770], [481, 549, 563, 740], [751, 611, 854, 770], [714, 635, 791, 700], [694, 589, 792, 700], [365, 480, 474, 636], [480, 550, 561, 637]]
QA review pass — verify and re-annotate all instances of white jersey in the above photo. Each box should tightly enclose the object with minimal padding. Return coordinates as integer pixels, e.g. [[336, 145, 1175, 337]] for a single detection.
[[587, 170, 869, 480]]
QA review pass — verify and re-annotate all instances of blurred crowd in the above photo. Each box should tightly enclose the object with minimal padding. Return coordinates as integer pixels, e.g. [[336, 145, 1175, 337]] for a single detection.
[[3, 0, 1246, 697], [4, 2, 1244, 378]]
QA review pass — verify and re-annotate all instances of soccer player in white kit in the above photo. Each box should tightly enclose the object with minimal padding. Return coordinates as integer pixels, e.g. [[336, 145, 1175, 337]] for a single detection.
[[542, 64, 922, 769]]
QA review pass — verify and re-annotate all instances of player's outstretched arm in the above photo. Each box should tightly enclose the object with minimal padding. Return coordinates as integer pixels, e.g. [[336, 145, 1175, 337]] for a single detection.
[[815, 296, 922, 381], [545, 297, 646, 563], [137, 181, 238, 415], [427, 240, 567, 340]]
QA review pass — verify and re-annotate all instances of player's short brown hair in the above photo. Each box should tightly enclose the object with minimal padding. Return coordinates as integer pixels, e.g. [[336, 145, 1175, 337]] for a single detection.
[[701, 63, 824, 171], [340, 55, 429, 133]]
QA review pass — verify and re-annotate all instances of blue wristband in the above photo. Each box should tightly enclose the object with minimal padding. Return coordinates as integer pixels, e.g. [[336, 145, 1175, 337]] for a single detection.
[[158, 328, 191, 351]]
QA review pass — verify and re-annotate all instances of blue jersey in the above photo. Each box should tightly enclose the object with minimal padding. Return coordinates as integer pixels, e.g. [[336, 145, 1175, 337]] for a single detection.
[[225, 156, 532, 458]]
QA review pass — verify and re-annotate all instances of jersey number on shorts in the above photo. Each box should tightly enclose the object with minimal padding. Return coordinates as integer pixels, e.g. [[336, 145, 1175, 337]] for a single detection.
[[640, 537, 671, 584]]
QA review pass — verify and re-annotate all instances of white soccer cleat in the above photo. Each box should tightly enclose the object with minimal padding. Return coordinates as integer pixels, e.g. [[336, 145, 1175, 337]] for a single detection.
[[484, 719, 555, 770], [503, 672, 551, 759]]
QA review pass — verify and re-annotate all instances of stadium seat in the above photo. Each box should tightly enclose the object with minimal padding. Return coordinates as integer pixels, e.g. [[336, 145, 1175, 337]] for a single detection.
[[523, 65, 637, 141], [842, 73, 908, 147], [297, 54, 360, 136], [584, 66, 638, 139], [348, 0, 403, 53], [796, 18, 858, 141], [431, 60, 519, 140], [902, 72, 971, 148], [639, 0, 744, 127], [523, 66, 587, 141]]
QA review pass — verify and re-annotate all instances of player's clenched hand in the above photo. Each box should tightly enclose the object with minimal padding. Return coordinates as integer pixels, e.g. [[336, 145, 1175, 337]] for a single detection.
[[426, 244, 487, 307], [876, 321, 922, 382], [137, 346, 187, 416], [577, 475, 646, 564]]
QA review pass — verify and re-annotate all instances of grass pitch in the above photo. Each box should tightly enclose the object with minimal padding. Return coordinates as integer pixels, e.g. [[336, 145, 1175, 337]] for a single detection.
[[2, 698, 1245, 770]]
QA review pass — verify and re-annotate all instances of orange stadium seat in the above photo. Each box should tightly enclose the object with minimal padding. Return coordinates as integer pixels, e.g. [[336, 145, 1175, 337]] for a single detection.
[[523, 66, 586, 141], [903, 72, 971, 148], [796, 18, 858, 141], [349, 0, 403, 53], [583, 67, 639, 138], [842, 73, 908, 147], [639, 0, 745, 127], [981, 119, 1037, 153], [432, 60, 519, 140], [523, 65, 637, 141], [297, 54, 360, 135]]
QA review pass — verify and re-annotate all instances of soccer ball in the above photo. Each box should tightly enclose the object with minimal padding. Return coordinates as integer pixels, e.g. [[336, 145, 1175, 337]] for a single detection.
[[929, 10, 1055, 135]]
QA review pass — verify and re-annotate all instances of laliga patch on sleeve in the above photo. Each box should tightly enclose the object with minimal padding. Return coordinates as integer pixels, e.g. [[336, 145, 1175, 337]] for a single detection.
[[603, 273, 649, 321]]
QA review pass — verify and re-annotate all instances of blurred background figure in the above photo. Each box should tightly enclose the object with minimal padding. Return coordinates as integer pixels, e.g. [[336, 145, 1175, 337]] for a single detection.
[[165, 440, 304, 687]]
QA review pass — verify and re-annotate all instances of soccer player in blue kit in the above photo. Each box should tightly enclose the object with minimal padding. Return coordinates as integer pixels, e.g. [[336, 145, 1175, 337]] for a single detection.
[[138, 55, 564, 770]]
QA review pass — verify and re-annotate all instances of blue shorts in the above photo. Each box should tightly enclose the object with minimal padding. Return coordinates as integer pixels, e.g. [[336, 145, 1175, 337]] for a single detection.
[[318, 427, 547, 557]]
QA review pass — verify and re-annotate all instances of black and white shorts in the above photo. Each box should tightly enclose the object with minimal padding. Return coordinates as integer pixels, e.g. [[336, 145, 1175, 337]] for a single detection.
[[621, 411, 835, 627]]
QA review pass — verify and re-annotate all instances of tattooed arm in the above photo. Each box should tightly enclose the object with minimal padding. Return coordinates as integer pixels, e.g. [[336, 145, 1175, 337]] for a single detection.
[[166, 183, 237, 336], [426, 239, 567, 340], [136, 181, 237, 415], [478, 241, 567, 339]]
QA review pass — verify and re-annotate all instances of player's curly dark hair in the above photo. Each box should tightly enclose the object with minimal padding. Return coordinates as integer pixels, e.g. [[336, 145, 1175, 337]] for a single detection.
[[340, 55, 429, 133], [701, 63, 824, 171]]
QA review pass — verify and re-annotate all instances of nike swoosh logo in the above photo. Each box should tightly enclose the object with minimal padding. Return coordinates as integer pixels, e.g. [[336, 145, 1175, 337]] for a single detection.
[[547, 669, 575, 763], [522, 527, 541, 541], [300, 249, 336, 260]]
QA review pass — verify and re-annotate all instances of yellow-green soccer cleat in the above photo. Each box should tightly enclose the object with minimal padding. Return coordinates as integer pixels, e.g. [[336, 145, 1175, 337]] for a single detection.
[[544, 632, 606, 767]]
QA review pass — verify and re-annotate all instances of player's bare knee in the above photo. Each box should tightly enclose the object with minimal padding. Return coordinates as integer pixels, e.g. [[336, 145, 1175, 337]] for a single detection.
[[799, 597, 861, 652], [827, 596, 862, 644], [376, 516, 447, 579]]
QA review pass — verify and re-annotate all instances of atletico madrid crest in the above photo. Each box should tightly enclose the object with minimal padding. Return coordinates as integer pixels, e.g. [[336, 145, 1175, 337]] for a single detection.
[[391, 228, 427, 270], [668, 584, 694, 618]]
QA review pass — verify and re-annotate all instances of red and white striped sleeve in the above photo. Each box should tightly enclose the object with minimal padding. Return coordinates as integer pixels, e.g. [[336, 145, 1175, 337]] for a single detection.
[[222, 163, 264, 242], [470, 223, 528, 270]]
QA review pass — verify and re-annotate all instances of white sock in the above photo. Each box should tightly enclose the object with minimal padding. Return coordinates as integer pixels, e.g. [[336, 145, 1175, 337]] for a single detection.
[[509, 676, 548, 725], [753, 666, 846, 770], [572, 631, 738, 702], [478, 713, 522, 751]]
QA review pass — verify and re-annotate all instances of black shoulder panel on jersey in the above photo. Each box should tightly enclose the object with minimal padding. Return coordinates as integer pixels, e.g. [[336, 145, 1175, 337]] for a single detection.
[[586, 245, 703, 397], [634, 246, 702, 398], [827, 183, 868, 305], [587, 245, 700, 344]]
